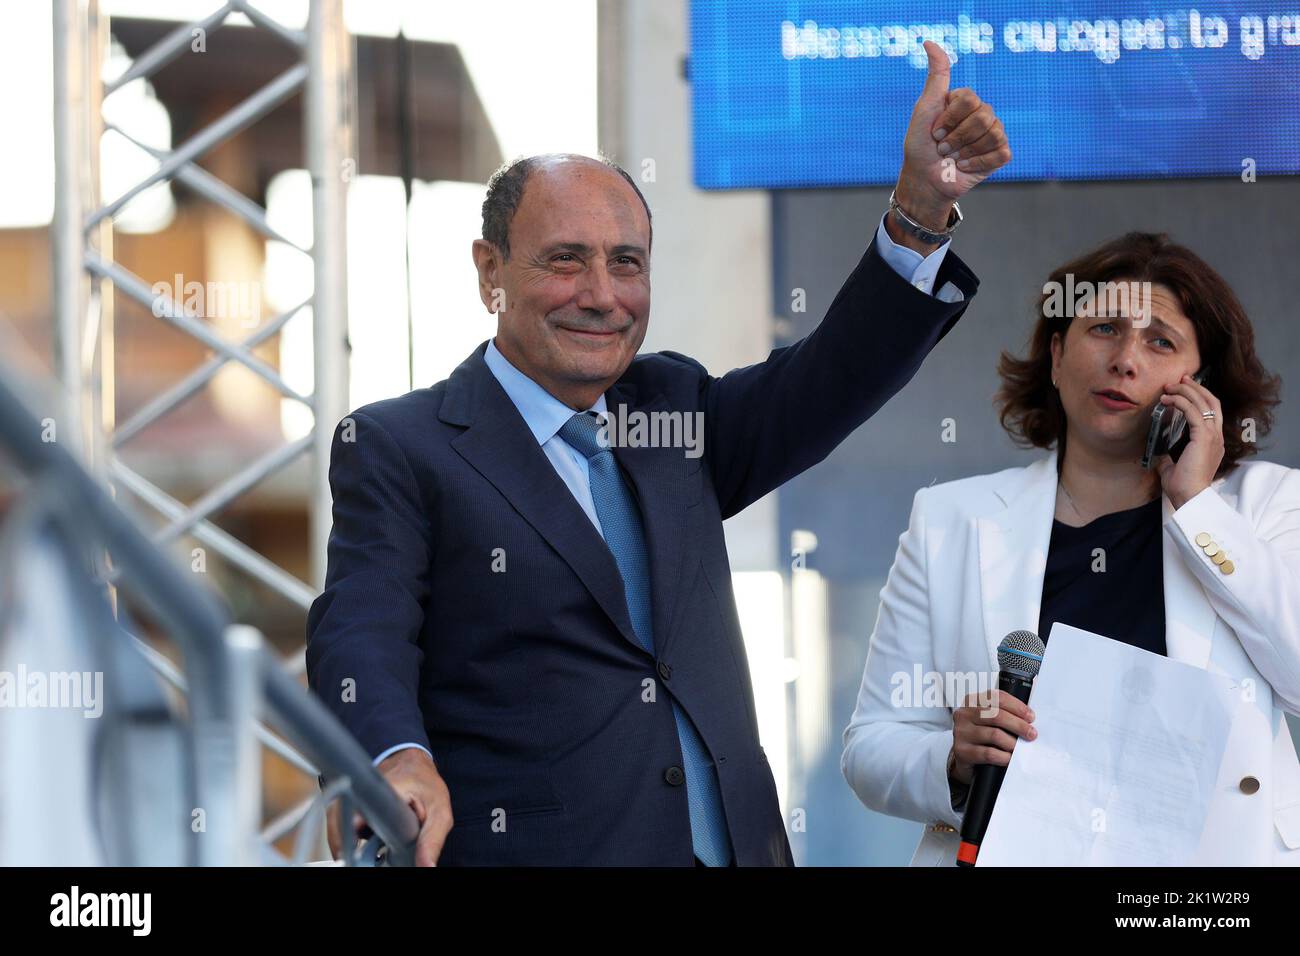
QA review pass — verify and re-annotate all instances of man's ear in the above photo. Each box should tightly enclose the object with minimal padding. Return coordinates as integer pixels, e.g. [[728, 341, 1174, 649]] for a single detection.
[[471, 239, 503, 313]]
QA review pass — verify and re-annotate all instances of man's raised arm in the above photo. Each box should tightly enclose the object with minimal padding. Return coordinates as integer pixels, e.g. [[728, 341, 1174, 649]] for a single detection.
[[697, 41, 1011, 518]]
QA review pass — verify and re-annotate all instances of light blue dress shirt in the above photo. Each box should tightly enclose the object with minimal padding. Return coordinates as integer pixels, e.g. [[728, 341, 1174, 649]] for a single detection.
[[871, 212, 963, 301], [372, 212, 959, 767]]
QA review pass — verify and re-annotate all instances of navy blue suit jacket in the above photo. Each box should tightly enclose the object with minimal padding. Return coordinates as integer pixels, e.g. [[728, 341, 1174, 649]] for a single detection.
[[306, 239, 977, 865]]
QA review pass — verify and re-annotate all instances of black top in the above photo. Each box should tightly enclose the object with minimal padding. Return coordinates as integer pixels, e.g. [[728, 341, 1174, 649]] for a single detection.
[[1037, 496, 1167, 656]]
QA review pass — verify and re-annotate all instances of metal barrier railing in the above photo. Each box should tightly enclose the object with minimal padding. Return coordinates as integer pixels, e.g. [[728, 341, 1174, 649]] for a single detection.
[[0, 365, 419, 865]]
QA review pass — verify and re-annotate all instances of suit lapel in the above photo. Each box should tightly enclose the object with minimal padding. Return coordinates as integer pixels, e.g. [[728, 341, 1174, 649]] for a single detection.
[[443, 345, 640, 652], [605, 382, 690, 660], [976, 454, 1059, 668]]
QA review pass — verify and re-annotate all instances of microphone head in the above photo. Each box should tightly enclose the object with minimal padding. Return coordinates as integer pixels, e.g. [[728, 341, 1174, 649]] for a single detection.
[[997, 630, 1045, 678]]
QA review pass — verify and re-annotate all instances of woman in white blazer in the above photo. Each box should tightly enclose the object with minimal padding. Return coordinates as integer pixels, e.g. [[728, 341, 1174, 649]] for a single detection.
[[841, 232, 1300, 865]]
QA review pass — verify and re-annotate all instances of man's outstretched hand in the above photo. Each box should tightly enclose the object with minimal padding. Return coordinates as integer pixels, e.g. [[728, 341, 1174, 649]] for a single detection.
[[890, 40, 1012, 249], [326, 747, 453, 867]]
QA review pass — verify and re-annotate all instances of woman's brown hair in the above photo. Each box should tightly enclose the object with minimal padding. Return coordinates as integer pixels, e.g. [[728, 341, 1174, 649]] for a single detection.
[[995, 232, 1281, 477]]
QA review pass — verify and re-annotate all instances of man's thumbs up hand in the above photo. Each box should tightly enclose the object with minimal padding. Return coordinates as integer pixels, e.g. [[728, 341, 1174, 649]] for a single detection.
[[892, 41, 1011, 242]]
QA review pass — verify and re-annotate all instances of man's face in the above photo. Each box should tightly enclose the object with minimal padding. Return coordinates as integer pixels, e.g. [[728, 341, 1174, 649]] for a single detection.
[[1050, 282, 1202, 457], [473, 158, 651, 409]]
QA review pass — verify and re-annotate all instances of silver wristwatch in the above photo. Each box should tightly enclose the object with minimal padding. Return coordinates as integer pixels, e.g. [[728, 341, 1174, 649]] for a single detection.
[[888, 189, 962, 245]]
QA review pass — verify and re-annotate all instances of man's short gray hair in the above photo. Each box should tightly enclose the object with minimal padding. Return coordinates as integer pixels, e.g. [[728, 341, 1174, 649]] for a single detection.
[[480, 153, 653, 261]]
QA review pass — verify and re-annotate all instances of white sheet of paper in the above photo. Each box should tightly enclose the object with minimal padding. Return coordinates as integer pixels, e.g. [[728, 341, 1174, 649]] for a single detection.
[[977, 622, 1239, 866]]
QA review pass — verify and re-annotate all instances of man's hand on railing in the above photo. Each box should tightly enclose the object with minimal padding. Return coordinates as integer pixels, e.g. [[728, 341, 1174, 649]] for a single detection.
[[327, 747, 453, 866]]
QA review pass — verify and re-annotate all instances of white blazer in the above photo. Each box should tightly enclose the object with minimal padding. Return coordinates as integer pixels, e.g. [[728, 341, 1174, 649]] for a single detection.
[[841, 451, 1300, 865]]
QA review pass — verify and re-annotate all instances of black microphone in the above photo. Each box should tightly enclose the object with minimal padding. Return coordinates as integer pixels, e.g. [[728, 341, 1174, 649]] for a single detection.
[[956, 629, 1045, 867]]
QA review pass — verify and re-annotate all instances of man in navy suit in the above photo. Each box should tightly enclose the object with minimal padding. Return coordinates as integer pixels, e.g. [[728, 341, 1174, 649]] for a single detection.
[[307, 42, 1010, 865]]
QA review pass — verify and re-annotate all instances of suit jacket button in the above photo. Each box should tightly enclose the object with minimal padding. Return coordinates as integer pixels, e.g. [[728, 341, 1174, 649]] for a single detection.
[[1195, 532, 1212, 547], [665, 766, 685, 786], [657, 661, 672, 681], [1239, 775, 1260, 795]]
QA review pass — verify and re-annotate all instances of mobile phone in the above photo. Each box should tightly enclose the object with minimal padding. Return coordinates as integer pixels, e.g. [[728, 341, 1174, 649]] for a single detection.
[[1141, 368, 1207, 469]]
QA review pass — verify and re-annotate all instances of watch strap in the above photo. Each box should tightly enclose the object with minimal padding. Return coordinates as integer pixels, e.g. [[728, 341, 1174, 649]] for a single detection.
[[889, 189, 962, 245]]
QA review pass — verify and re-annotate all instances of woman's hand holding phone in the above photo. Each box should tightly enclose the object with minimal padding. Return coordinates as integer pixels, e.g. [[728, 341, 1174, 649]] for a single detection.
[[1154, 373, 1226, 510]]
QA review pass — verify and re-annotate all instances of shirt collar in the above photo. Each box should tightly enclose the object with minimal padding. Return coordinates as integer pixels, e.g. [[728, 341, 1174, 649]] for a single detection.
[[484, 337, 608, 446]]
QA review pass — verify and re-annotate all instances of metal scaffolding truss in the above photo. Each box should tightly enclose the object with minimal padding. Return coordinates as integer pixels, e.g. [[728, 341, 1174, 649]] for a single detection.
[[51, 0, 354, 852], [53, 0, 349, 640]]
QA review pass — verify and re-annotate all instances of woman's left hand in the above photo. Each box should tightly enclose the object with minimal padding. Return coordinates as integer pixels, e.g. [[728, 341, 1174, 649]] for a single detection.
[[1155, 373, 1226, 510]]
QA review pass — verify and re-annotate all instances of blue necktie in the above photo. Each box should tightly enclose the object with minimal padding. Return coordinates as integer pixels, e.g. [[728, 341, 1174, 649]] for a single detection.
[[558, 411, 733, 866]]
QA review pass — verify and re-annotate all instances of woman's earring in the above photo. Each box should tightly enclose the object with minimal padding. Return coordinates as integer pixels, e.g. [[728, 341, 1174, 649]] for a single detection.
[[1052, 377, 1057, 388]]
